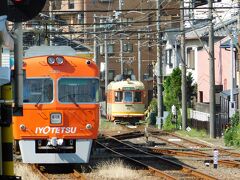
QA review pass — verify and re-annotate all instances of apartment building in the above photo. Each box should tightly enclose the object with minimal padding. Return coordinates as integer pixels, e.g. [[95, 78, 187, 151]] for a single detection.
[[43, 0, 180, 103]]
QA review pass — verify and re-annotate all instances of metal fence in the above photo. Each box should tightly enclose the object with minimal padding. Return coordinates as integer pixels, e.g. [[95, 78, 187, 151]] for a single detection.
[[189, 110, 229, 137]]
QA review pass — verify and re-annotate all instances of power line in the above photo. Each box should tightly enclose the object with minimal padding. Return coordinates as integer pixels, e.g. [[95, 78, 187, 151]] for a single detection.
[[41, 6, 240, 13]]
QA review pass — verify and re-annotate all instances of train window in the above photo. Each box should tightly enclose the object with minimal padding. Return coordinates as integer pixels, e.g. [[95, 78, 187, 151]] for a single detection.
[[115, 91, 123, 102], [134, 92, 142, 102], [23, 78, 53, 103], [58, 78, 99, 103], [124, 91, 133, 102]]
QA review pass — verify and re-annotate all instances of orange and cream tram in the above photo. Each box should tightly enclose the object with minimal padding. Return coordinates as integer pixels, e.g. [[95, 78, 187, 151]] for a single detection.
[[13, 47, 99, 164], [106, 79, 145, 124]]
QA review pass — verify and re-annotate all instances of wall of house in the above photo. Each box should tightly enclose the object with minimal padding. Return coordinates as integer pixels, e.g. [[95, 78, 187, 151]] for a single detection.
[[197, 37, 233, 103]]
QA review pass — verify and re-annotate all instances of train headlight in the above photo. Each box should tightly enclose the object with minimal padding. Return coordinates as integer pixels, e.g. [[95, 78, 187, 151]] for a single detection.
[[47, 56, 55, 65], [86, 124, 92, 129], [20, 124, 26, 131], [50, 113, 62, 124], [56, 56, 64, 64]]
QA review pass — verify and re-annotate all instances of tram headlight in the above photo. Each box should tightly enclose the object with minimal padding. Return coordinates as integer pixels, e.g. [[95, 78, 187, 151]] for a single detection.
[[47, 56, 55, 65], [56, 56, 64, 64], [50, 113, 62, 124]]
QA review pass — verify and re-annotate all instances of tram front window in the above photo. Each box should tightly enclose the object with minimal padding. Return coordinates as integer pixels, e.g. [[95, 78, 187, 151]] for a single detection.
[[124, 91, 133, 102], [23, 78, 53, 103], [115, 91, 123, 102], [134, 91, 142, 102], [58, 78, 99, 103]]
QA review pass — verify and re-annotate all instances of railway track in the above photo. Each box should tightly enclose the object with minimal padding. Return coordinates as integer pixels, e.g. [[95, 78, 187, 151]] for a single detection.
[[97, 135, 217, 180], [148, 130, 240, 168], [31, 164, 87, 180]]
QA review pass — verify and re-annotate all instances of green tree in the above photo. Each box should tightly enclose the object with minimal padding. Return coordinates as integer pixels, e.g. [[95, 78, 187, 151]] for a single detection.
[[163, 67, 195, 111]]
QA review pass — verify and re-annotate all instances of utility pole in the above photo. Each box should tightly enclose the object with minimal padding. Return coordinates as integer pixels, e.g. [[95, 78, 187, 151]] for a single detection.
[[119, 0, 124, 75], [209, 0, 216, 138], [156, 0, 163, 129], [49, 0, 53, 46], [104, 28, 108, 94], [238, 0, 240, 121], [0, 43, 2, 175], [13, 22, 23, 115], [138, 32, 142, 81], [181, 0, 187, 130], [230, 36, 236, 118], [93, 14, 98, 65]]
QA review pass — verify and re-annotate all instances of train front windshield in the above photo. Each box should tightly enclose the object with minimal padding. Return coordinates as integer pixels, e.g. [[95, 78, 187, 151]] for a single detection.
[[23, 78, 53, 103], [58, 78, 99, 103]]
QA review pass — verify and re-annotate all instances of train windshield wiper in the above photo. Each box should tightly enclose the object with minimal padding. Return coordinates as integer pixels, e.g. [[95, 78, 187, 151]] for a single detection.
[[68, 94, 79, 107], [35, 94, 42, 106]]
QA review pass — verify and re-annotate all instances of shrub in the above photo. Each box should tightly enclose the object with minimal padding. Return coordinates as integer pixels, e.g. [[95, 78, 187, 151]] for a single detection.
[[230, 112, 239, 128], [163, 113, 175, 131], [224, 112, 240, 147]]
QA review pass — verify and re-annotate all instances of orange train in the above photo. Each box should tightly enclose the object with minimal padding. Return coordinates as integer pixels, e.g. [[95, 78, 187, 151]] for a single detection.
[[106, 79, 145, 124], [13, 48, 99, 164]]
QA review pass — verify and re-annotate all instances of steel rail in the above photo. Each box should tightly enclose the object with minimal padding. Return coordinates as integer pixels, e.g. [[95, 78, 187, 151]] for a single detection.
[[150, 148, 211, 158], [73, 169, 87, 180], [95, 140, 176, 180], [101, 135, 217, 180], [31, 165, 49, 180], [151, 132, 240, 168]]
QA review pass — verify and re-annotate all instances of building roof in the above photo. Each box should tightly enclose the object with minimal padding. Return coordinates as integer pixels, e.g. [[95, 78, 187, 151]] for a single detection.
[[220, 88, 239, 99], [220, 38, 238, 48], [185, 16, 238, 39]]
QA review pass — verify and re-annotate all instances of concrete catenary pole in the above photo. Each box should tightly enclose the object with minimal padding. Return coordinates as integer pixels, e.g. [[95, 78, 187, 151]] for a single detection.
[[104, 29, 108, 93], [138, 32, 142, 81], [119, 0, 124, 75], [14, 22, 23, 114], [49, 0, 53, 46], [156, 0, 163, 128], [238, 0, 240, 120], [0, 43, 2, 175], [230, 36, 236, 118], [180, 0, 187, 130], [93, 14, 98, 65], [209, 0, 216, 138]]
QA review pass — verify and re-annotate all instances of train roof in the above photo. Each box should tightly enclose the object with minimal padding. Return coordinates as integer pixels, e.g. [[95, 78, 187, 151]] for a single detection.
[[24, 46, 76, 58], [107, 80, 145, 91]]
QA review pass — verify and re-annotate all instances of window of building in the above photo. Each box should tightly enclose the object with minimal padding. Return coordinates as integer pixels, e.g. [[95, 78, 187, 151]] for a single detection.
[[100, 43, 114, 55], [108, 70, 115, 81], [108, 44, 114, 55], [166, 49, 173, 68], [199, 91, 203, 103], [68, 0, 74, 9], [187, 48, 195, 69], [122, 18, 133, 26], [52, 0, 59, 10], [77, 13, 84, 24], [123, 43, 133, 52], [148, 64, 153, 78], [99, 0, 113, 3]]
